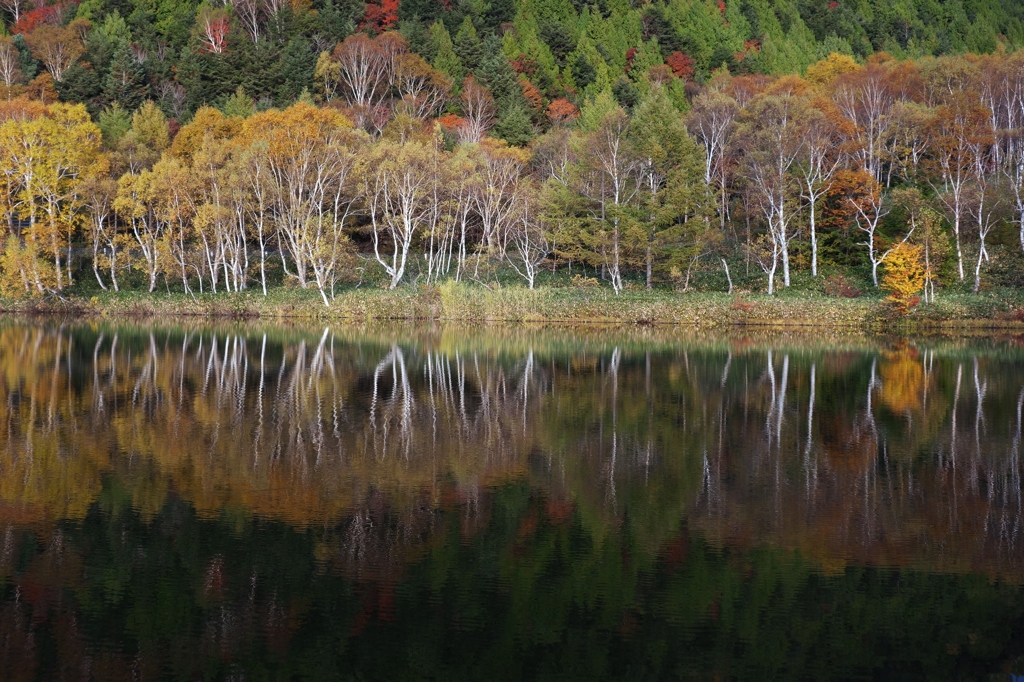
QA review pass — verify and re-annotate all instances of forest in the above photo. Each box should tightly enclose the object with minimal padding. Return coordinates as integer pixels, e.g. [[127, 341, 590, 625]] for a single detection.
[[1, 0, 1024, 302]]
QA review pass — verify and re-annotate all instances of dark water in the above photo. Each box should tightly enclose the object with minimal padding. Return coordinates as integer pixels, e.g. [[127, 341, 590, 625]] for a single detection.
[[0, 320, 1023, 680]]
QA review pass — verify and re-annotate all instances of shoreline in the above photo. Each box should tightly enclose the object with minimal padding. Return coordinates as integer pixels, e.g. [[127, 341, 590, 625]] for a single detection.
[[2, 284, 1023, 332]]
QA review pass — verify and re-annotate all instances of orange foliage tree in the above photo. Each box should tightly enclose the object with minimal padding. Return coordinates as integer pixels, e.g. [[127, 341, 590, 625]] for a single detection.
[[881, 242, 926, 313]]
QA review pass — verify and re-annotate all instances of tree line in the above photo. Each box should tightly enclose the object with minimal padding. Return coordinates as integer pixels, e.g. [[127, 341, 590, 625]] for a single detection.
[[2, 47, 1024, 302], [2, 0, 1021, 124]]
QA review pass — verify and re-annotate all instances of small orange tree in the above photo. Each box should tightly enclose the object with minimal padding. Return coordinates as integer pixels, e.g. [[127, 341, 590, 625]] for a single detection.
[[882, 242, 926, 314]]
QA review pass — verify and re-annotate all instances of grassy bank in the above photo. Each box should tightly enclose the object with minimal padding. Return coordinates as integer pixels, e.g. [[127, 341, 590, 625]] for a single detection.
[[4, 281, 1024, 331]]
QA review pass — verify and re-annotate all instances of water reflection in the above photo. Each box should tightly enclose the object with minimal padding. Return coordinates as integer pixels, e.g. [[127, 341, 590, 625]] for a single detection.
[[0, 321, 1022, 678]]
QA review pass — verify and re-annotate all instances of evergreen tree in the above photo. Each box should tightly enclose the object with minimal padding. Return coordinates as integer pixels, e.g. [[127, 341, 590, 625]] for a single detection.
[[538, 20, 576, 65], [315, 0, 360, 44], [478, 35, 522, 110], [611, 76, 638, 110], [483, 0, 515, 32], [493, 103, 533, 146], [104, 43, 149, 111], [12, 34, 37, 82], [277, 36, 317, 104], [57, 63, 103, 110], [176, 46, 233, 115], [399, 0, 445, 23], [572, 52, 596, 90], [97, 102, 132, 146], [220, 86, 255, 118], [399, 19, 433, 60], [430, 21, 464, 87], [454, 17, 483, 72]]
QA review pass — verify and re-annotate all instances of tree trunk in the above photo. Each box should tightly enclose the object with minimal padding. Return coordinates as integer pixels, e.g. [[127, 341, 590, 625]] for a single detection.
[[646, 245, 652, 290], [810, 200, 818, 277]]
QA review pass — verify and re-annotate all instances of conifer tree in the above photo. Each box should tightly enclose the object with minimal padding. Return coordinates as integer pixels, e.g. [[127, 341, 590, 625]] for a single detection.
[[454, 17, 483, 73], [104, 43, 148, 111], [429, 21, 464, 87], [478, 44, 518, 105], [494, 103, 533, 146], [97, 102, 131, 146]]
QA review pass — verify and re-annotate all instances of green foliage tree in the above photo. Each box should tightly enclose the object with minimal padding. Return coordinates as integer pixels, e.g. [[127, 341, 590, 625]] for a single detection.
[[429, 20, 464, 88], [454, 16, 483, 73], [103, 42, 148, 111]]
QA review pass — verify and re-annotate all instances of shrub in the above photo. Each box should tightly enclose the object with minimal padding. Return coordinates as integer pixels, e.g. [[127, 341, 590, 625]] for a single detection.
[[882, 243, 926, 314], [823, 274, 861, 298], [570, 274, 599, 288]]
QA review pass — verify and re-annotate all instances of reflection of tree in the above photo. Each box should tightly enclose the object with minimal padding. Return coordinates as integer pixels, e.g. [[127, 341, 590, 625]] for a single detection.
[[0, 478, 1020, 680], [0, 323, 1021, 579]]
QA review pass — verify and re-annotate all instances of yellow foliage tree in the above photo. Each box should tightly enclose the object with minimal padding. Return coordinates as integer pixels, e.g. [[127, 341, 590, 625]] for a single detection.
[[881, 242, 926, 313], [804, 53, 860, 88]]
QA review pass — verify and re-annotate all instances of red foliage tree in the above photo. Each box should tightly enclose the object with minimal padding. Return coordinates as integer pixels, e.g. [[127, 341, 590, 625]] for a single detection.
[[624, 47, 637, 72], [510, 54, 536, 75], [361, 0, 398, 33], [198, 8, 229, 54], [665, 51, 694, 81], [520, 77, 542, 111], [546, 98, 578, 125], [12, 3, 61, 35], [437, 112, 465, 132]]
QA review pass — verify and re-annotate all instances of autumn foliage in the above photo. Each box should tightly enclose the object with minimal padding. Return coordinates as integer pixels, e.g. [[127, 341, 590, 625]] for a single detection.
[[546, 98, 578, 124], [361, 0, 399, 32], [665, 52, 695, 81], [11, 3, 62, 35], [881, 243, 926, 313]]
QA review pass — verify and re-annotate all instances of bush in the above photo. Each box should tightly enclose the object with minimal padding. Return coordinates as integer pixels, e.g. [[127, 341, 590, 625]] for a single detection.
[[882, 243, 926, 314], [823, 274, 861, 299], [570, 274, 600, 288]]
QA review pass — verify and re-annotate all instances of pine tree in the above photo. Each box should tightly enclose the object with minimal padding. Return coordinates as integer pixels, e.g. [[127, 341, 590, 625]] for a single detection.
[[316, 0, 361, 44], [430, 21, 465, 87], [104, 43, 149, 111], [277, 36, 317, 104], [12, 34, 38, 82], [221, 86, 255, 118], [454, 17, 483, 73], [483, 0, 515, 32], [478, 36, 521, 111], [494, 103, 533, 146], [399, 0, 444, 23], [56, 62, 103, 110], [176, 46, 233, 115], [97, 102, 132, 146]]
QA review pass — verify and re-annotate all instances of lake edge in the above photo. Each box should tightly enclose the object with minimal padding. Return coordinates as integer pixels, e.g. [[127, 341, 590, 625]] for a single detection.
[[4, 285, 1024, 332]]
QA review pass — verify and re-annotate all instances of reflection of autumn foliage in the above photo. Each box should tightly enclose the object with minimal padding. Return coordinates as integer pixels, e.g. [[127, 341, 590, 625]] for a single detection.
[[0, 325, 1018, 677], [0, 322, 1019, 592], [879, 345, 923, 414], [820, 413, 876, 476], [0, 476, 1019, 680]]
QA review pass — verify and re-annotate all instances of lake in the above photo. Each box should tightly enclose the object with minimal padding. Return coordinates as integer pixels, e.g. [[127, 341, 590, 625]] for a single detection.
[[0, 319, 1021, 680]]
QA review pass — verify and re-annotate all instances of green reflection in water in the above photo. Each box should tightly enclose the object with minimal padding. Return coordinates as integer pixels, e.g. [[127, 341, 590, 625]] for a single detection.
[[1, 478, 1022, 680]]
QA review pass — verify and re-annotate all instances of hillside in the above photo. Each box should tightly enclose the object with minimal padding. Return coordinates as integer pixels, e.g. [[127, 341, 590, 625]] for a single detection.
[[1, 0, 1022, 126]]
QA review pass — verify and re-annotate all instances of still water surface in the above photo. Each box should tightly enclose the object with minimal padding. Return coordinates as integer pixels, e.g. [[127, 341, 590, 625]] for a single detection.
[[0, 319, 1022, 680]]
